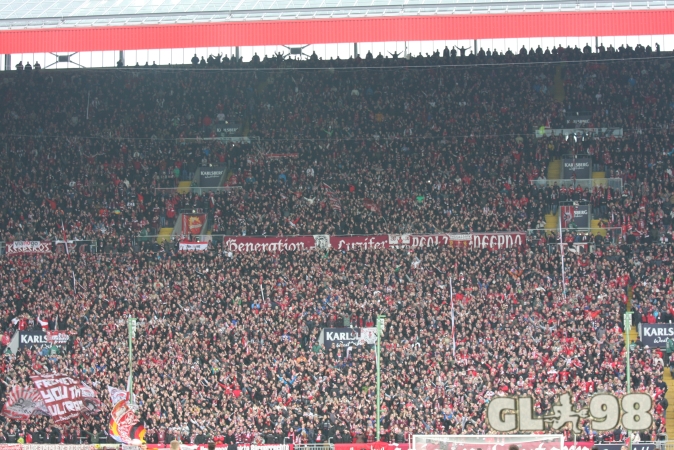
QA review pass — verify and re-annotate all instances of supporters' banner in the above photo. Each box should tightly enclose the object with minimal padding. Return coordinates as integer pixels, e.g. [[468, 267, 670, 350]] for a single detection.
[[561, 205, 575, 228], [224, 236, 316, 252], [239, 446, 292, 450], [408, 234, 472, 248], [182, 214, 206, 235], [109, 399, 145, 444], [21, 446, 115, 450], [330, 235, 389, 251], [220, 233, 525, 252], [360, 327, 378, 345], [597, 445, 653, 450], [5, 241, 52, 255], [640, 323, 674, 348], [570, 443, 653, 450], [334, 443, 406, 450], [30, 374, 101, 424], [146, 445, 293, 450], [562, 156, 592, 179], [561, 205, 590, 228], [1, 386, 49, 420], [45, 331, 70, 345], [363, 198, 381, 214], [19, 331, 70, 349], [471, 232, 526, 250], [313, 234, 331, 249], [179, 241, 209, 251], [198, 166, 225, 188], [54, 240, 94, 254], [322, 328, 377, 349]]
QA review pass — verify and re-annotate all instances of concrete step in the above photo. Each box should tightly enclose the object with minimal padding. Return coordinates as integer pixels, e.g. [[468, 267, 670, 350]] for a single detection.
[[157, 227, 173, 243], [553, 65, 566, 103], [177, 181, 192, 195], [545, 213, 559, 231], [547, 159, 562, 180], [591, 219, 607, 237]]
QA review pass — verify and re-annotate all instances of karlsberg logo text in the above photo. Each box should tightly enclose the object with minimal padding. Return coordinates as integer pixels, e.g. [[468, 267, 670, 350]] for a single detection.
[[326, 332, 357, 341], [201, 171, 223, 177], [21, 335, 48, 344], [644, 327, 674, 337]]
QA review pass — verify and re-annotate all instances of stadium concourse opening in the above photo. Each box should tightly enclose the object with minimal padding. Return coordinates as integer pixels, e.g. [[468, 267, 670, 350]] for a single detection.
[[1, 5, 674, 450]]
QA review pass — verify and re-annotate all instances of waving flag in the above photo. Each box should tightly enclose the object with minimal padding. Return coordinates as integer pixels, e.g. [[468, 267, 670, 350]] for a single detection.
[[1, 386, 49, 421], [30, 373, 100, 424], [107, 386, 129, 407], [108, 386, 145, 444]]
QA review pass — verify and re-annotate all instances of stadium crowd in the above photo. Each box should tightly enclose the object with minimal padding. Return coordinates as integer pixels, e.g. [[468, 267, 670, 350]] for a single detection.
[[2, 45, 673, 241], [0, 243, 669, 444], [0, 44, 673, 444]]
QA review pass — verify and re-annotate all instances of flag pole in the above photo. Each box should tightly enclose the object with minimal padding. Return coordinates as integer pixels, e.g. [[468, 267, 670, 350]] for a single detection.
[[61, 220, 70, 257], [450, 277, 456, 357], [558, 213, 567, 299], [375, 314, 385, 442], [127, 317, 136, 403]]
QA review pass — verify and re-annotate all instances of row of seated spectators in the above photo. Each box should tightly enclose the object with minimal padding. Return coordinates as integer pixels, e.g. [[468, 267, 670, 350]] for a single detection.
[[1, 52, 674, 242], [0, 242, 669, 443]]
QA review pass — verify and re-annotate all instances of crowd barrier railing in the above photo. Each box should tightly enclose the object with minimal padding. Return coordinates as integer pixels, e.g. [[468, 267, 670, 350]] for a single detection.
[[530, 178, 623, 192], [154, 186, 243, 196], [527, 227, 624, 244]]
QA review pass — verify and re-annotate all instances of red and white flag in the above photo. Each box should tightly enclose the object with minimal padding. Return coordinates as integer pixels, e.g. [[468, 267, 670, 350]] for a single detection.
[[107, 386, 130, 407], [1, 386, 49, 421], [30, 373, 101, 424]]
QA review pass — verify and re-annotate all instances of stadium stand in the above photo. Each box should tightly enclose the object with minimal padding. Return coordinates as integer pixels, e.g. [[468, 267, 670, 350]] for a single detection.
[[0, 44, 673, 444]]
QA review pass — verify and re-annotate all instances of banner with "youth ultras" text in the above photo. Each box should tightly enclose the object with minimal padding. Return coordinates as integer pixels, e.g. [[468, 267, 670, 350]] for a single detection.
[[30, 374, 101, 424]]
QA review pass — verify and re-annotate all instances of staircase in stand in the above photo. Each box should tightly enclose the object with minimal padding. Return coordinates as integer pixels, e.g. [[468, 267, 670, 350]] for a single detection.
[[157, 228, 173, 243], [553, 65, 566, 103], [545, 213, 559, 232], [547, 159, 561, 180], [177, 181, 192, 194]]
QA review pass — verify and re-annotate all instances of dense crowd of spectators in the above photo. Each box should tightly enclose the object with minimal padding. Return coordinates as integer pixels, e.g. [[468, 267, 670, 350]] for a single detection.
[[2, 46, 674, 241], [0, 45, 673, 444], [0, 242, 669, 444]]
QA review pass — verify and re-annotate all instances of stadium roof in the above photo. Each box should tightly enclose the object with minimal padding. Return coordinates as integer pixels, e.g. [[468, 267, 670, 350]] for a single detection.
[[0, 0, 672, 54], [0, 0, 671, 28]]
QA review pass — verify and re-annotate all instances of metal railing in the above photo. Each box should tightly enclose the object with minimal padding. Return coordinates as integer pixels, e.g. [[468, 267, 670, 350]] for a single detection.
[[294, 444, 332, 450], [534, 127, 623, 138], [153, 186, 243, 195], [527, 226, 624, 244], [530, 177, 623, 192]]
